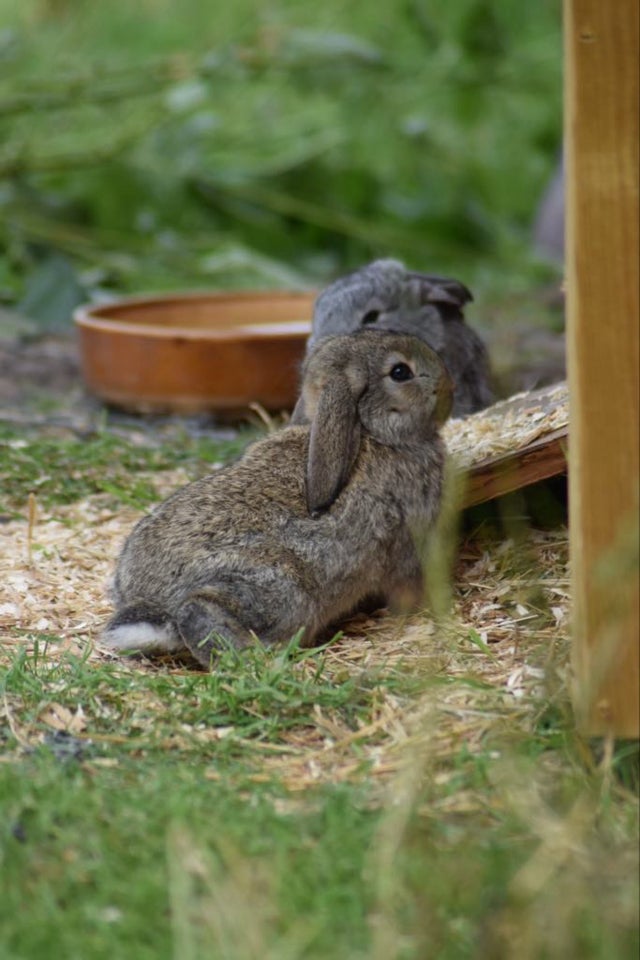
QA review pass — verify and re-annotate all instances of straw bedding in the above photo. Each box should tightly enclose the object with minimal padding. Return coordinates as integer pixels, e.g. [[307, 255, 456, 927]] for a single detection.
[[1, 473, 569, 790]]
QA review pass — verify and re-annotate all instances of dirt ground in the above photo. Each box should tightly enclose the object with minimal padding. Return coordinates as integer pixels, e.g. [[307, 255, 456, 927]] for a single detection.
[[0, 336, 83, 411], [0, 333, 239, 440]]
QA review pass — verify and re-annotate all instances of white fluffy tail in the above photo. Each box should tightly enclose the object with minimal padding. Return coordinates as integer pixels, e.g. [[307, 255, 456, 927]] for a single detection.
[[101, 608, 182, 653]]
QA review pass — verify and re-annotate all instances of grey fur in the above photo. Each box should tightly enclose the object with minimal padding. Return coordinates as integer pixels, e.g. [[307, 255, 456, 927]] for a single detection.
[[102, 331, 451, 668], [304, 258, 493, 417]]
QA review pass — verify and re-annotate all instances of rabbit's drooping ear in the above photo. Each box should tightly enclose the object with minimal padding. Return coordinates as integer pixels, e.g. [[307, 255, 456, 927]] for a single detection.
[[306, 371, 365, 516], [410, 274, 473, 309], [289, 394, 308, 425]]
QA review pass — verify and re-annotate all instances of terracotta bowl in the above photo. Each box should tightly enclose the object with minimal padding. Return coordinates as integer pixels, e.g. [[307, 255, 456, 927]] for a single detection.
[[74, 290, 315, 414]]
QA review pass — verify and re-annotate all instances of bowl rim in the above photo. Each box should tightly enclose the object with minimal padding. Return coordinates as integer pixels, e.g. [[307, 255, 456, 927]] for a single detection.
[[73, 289, 316, 341]]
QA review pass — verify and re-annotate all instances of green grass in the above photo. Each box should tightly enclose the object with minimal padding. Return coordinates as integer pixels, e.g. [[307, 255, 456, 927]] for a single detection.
[[1, 630, 638, 960], [0, 422, 258, 515], [0, 640, 384, 959], [3, 634, 385, 748], [1, 755, 376, 959]]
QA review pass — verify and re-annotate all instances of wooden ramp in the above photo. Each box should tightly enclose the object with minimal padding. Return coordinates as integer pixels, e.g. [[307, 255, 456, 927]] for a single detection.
[[442, 381, 568, 508]]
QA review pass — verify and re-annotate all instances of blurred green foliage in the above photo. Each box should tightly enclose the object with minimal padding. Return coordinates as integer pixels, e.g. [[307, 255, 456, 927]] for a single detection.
[[0, 0, 562, 327]]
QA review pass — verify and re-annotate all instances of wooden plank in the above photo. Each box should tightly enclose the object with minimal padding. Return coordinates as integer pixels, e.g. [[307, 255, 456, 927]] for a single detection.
[[464, 427, 567, 508], [444, 381, 569, 506], [565, 0, 639, 736]]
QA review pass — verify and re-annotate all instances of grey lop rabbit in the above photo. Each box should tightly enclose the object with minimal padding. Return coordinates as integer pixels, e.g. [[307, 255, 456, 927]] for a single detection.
[[102, 330, 452, 668], [304, 258, 493, 418]]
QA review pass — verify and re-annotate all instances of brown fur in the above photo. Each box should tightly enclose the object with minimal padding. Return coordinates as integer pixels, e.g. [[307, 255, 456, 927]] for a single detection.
[[102, 331, 451, 668]]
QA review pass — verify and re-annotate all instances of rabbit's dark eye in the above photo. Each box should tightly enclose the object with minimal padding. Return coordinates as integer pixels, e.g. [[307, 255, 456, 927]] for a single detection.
[[389, 363, 414, 382], [362, 309, 380, 324]]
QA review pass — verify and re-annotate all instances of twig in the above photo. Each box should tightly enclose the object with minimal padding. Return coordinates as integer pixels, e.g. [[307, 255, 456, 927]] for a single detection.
[[27, 492, 37, 565]]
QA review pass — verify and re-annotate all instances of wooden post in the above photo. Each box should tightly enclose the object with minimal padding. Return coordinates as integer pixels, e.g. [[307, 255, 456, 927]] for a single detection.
[[565, 0, 639, 736]]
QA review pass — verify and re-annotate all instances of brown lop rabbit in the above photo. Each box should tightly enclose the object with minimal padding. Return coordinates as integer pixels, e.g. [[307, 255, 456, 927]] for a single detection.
[[102, 330, 452, 668]]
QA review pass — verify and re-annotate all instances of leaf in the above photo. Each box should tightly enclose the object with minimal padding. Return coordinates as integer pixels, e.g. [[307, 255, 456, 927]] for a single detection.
[[18, 253, 85, 332]]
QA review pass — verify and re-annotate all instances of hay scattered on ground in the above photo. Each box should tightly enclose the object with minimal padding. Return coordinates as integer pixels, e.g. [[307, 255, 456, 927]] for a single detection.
[[1, 479, 570, 794]]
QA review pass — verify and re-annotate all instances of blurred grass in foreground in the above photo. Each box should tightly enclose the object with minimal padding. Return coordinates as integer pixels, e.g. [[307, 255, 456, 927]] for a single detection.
[[1, 614, 637, 960]]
